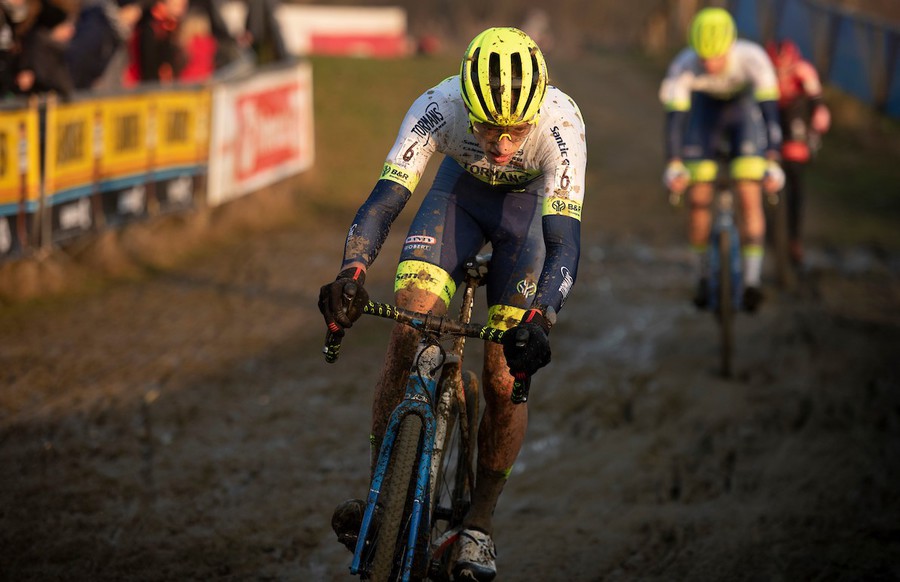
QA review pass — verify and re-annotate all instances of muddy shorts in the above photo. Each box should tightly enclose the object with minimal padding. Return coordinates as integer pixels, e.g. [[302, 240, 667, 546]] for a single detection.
[[394, 157, 545, 330], [682, 92, 768, 181]]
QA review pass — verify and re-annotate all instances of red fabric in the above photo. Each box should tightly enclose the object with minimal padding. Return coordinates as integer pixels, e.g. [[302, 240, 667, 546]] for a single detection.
[[782, 140, 811, 163], [767, 40, 822, 107], [179, 35, 217, 82]]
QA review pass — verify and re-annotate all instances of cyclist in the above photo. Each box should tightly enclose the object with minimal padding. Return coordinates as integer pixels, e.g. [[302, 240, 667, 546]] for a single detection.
[[659, 7, 785, 312], [766, 38, 831, 267], [318, 27, 586, 581]]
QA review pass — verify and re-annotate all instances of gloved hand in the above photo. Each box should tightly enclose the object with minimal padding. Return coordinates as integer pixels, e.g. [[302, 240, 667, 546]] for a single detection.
[[318, 267, 369, 332], [662, 160, 690, 195], [762, 159, 786, 194], [811, 104, 831, 134], [501, 308, 552, 379]]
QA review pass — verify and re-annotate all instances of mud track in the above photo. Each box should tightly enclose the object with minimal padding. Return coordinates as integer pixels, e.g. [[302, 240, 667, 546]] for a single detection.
[[1, 54, 898, 581]]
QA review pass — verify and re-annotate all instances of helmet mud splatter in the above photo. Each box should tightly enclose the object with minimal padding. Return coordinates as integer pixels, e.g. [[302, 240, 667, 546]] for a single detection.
[[460, 27, 548, 126]]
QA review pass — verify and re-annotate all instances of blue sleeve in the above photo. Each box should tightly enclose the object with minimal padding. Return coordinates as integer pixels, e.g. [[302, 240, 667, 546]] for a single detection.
[[664, 110, 689, 160], [759, 100, 783, 153], [341, 179, 412, 269], [534, 214, 581, 315]]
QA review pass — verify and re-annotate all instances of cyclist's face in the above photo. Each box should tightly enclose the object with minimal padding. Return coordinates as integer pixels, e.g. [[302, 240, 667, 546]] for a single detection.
[[701, 54, 729, 74], [472, 121, 534, 165]]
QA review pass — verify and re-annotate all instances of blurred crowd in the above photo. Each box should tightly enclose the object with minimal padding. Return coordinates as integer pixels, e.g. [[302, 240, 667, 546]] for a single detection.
[[0, 0, 287, 101]]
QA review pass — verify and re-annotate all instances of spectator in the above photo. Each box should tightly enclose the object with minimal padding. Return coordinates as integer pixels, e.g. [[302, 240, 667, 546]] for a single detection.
[[176, 6, 215, 82], [15, 0, 79, 99], [243, 0, 287, 64], [766, 38, 831, 267], [125, 0, 186, 84], [0, 0, 27, 98], [65, 0, 142, 90]]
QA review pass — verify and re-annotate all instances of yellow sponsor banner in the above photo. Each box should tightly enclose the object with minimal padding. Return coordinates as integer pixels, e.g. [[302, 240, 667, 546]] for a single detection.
[[45, 101, 95, 194], [154, 89, 210, 168], [0, 107, 39, 206], [98, 95, 152, 179]]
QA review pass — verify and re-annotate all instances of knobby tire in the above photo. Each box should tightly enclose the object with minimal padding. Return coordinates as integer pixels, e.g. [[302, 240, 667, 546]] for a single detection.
[[371, 414, 423, 581], [429, 370, 479, 580], [718, 229, 734, 378], [772, 193, 796, 290]]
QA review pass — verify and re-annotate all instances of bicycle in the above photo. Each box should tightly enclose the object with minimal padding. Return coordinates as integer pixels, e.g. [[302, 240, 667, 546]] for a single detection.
[[766, 187, 797, 291], [323, 253, 530, 581], [670, 177, 743, 378]]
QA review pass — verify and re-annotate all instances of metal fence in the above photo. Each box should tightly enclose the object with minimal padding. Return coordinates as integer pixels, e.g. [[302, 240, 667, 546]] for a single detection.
[[729, 0, 900, 117]]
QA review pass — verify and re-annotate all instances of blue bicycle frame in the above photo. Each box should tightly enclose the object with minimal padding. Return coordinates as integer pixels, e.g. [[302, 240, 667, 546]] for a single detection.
[[707, 192, 744, 311]]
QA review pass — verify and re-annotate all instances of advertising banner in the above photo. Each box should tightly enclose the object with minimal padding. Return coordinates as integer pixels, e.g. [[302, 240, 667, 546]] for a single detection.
[[151, 88, 210, 213], [44, 99, 98, 243], [0, 107, 40, 257], [207, 60, 315, 206]]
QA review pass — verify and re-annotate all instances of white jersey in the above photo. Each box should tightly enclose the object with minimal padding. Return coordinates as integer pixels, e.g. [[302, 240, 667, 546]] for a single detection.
[[659, 39, 780, 111], [379, 76, 587, 219]]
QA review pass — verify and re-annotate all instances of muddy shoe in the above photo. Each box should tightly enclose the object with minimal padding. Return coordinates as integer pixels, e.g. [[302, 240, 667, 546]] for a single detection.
[[453, 528, 497, 581], [331, 499, 365, 552], [692, 277, 710, 310], [742, 286, 764, 313]]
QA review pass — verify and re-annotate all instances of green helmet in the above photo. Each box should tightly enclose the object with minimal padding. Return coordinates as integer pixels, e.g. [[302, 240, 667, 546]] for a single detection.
[[460, 27, 548, 126], [688, 7, 736, 59]]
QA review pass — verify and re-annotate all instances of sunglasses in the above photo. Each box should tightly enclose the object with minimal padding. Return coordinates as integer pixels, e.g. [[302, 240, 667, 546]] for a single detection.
[[472, 121, 535, 143]]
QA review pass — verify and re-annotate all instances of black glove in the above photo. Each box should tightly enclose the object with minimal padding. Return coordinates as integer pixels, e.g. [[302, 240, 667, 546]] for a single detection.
[[501, 308, 553, 378], [318, 267, 369, 331]]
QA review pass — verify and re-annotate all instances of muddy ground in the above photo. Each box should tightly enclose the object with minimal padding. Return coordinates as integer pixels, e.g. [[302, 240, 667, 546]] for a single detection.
[[1, 53, 899, 581]]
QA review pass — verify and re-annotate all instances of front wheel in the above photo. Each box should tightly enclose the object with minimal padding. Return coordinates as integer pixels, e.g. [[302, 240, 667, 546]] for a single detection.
[[370, 414, 423, 581], [429, 369, 479, 581], [766, 190, 797, 291]]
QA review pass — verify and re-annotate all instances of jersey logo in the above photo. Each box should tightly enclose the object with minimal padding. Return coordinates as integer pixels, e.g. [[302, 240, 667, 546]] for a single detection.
[[516, 279, 537, 298], [544, 196, 582, 221], [411, 102, 445, 138], [381, 162, 420, 191]]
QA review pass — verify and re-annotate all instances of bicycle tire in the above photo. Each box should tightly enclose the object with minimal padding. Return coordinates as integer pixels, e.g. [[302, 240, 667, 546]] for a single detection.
[[717, 228, 734, 378], [429, 369, 479, 580], [371, 414, 423, 581], [771, 192, 796, 290]]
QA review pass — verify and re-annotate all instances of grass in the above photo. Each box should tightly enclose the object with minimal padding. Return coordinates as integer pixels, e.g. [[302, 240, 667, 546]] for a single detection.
[[299, 52, 900, 253], [301, 54, 459, 217]]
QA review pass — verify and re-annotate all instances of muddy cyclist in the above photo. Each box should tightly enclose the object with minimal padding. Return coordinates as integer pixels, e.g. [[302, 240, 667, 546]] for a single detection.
[[318, 26, 587, 581]]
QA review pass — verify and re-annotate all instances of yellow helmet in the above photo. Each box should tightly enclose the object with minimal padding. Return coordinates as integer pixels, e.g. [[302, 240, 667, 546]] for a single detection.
[[460, 27, 548, 126], [688, 7, 736, 59]]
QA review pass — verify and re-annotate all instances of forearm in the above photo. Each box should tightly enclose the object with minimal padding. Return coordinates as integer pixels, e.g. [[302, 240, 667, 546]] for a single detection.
[[533, 215, 580, 314], [759, 99, 783, 154], [340, 179, 412, 271], [664, 110, 688, 161]]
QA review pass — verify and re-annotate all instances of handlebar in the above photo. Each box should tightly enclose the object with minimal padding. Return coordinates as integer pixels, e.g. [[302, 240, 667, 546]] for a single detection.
[[323, 300, 531, 404]]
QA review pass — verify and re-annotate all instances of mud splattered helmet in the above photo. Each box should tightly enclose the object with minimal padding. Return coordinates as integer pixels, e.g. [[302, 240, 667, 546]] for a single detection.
[[689, 7, 737, 59], [460, 27, 548, 126]]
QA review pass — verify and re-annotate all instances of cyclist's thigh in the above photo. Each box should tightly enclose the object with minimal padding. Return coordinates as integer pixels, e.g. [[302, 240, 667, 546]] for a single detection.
[[396, 157, 487, 309], [471, 183, 544, 331], [727, 95, 767, 181]]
